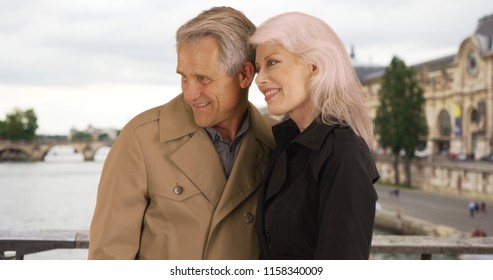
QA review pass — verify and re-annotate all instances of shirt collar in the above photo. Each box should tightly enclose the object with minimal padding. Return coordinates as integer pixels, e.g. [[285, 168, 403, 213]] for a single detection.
[[205, 111, 250, 143]]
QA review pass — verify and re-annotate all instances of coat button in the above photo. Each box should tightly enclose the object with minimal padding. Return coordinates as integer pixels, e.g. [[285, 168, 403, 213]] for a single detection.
[[173, 185, 184, 195], [244, 213, 254, 223]]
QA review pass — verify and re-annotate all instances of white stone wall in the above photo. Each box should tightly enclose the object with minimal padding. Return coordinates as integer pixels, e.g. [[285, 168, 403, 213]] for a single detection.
[[375, 156, 493, 197]]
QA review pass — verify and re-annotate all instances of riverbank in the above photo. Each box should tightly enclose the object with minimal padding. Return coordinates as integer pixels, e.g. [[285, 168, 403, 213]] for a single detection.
[[375, 208, 466, 237]]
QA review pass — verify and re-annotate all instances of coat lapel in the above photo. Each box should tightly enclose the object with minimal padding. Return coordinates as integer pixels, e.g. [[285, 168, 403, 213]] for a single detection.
[[170, 129, 226, 206], [209, 103, 274, 231], [210, 131, 269, 225], [264, 151, 287, 202], [160, 95, 226, 206]]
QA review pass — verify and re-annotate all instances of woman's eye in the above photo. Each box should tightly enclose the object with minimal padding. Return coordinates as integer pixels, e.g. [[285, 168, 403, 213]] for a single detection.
[[267, 60, 279, 67]]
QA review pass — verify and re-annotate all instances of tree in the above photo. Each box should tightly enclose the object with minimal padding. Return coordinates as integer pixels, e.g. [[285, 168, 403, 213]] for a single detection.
[[1, 108, 39, 141], [375, 56, 428, 186], [0, 120, 6, 139], [71, 131, 92, 141]]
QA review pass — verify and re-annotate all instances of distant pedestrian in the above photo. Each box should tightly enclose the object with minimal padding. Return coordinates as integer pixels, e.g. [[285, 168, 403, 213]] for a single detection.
[[471, 228, 487, 237], [468, 201, 476, 218], [390, 188, 399, 197], [480, 202, 487, 213], [457, 176, 462, 194], [475, 201, 480, 213]]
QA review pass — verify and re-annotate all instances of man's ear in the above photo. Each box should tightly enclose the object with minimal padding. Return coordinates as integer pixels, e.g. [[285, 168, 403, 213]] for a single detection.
[[239, 61, 255, 89]]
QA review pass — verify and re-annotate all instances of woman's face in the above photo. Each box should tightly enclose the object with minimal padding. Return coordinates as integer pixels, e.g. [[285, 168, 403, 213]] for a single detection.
[[255, 43, 315, 122]]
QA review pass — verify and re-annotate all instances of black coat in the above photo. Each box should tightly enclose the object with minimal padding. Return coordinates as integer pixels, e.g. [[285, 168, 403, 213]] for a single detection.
[[256, 118, 379, 259]]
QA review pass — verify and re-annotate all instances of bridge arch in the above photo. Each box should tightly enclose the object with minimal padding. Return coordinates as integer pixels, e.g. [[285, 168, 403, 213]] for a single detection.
[[41, 144, 82, 162], [92, 145, 111, 162], [72, 141, 112, 161], [0, 147, 31, 161], [0, 140, 114, 162]]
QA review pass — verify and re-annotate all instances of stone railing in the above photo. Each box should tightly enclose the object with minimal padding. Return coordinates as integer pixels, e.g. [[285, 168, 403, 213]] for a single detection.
[[1, 230, 493, 260]]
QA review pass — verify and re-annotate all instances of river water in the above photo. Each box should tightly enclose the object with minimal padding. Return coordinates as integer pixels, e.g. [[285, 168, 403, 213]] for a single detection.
[[0, 146, 107, 259], [1, 146, 457, 260]]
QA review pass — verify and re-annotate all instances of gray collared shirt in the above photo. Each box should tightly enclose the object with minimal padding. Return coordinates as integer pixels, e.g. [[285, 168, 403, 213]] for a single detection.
[[205, 114, 249, 178]]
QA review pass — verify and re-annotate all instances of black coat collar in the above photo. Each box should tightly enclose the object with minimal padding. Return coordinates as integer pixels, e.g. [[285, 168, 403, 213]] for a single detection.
[[272, 118, 338, 151]]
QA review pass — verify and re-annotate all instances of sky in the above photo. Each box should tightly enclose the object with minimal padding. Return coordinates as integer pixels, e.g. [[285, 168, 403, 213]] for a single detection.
[[1, 0, 492, 135]]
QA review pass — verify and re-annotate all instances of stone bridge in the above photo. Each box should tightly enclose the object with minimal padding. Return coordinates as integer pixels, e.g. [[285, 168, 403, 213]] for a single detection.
[[0, 140, 114, 161]]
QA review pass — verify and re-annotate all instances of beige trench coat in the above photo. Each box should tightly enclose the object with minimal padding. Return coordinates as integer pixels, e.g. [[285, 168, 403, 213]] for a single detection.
[[88, 94, 274, 259]]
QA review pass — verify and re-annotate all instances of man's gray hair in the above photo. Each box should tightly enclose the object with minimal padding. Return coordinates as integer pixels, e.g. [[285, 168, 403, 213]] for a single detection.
[[176, 6, 256, 76]]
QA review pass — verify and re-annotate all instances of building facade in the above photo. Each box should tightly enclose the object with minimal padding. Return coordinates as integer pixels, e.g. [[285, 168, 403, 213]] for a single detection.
[[359, 14, 493, 160], [354, 14, 493, 196]]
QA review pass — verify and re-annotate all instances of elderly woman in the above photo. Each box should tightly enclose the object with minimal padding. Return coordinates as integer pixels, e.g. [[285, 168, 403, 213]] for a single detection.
[[251, 12, 379, 259]]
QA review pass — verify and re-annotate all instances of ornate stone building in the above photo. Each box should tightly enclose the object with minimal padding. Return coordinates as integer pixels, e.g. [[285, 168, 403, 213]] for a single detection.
[[358, 14, 493, 159], [355, 14, 493, 196]]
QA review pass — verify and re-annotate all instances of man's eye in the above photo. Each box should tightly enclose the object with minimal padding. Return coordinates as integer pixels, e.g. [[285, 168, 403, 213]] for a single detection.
[[197, 76, 210, 83]]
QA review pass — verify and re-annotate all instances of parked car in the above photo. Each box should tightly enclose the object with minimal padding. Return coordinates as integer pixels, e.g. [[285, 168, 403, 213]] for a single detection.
[[414, 150, 429, 158], [479, 154, 493, 162]]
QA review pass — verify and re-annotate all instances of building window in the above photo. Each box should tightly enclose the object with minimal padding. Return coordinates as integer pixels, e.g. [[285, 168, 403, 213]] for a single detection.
[[478, 101, 487, 132], [471, 109, 479, 123], [438, 110, 451, 136]]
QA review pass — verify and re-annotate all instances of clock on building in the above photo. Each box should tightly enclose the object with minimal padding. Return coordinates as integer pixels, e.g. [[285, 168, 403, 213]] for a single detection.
[[467, 50, 479, 76]]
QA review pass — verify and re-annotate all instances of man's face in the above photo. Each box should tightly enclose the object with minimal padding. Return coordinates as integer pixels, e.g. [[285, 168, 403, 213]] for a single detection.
[[176, 37, 247, 130]]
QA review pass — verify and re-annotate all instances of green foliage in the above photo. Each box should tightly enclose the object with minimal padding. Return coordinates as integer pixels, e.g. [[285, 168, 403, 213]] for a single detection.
[[98, 133, 109, 141], [71, 131, 92, 141], [0, 108, 39, 140], [375, 56, 428, 159], [0, 121, 6, 139]]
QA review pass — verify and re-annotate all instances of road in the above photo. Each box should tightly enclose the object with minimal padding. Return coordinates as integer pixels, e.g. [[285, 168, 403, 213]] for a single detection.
[[375, 184, 493, 236]]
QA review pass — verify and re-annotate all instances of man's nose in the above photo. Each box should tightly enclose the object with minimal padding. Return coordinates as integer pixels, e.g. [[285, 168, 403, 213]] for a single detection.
[[183, 81, 200, 101]]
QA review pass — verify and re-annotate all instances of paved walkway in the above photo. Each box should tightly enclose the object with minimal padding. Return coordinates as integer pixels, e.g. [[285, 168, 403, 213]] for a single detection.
[[375, 184, 493, 236]]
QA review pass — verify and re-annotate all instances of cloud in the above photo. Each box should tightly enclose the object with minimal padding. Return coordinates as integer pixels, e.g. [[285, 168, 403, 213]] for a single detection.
[[0, 0, 182, 86], [0, 0, 492, 134], [1, 0, 491, 86]]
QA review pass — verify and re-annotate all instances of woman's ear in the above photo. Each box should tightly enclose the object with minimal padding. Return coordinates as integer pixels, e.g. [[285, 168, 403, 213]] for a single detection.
[[309, 64, 318, 78], [311, 64, 318, 74]]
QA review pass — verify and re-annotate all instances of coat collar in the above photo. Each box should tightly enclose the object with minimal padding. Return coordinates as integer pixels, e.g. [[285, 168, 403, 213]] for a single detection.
[[158, 93, 275, 221], [159, 94, 199, 143], [273, 118, 337, 151], [158, 94, 275, 150], [263, 118, 338, 203]]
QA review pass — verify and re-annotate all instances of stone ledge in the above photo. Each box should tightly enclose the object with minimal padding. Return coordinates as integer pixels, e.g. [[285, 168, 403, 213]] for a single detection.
[[375, 209, 467, 237]]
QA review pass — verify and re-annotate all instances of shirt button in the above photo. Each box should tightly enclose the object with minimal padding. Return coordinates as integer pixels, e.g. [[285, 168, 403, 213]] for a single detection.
[[173, 185, 184, 195], [244, 213, 254, 223]]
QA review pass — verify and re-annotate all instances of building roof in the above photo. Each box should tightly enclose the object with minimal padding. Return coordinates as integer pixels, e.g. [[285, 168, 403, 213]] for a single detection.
[[412, 54, 455, 72], [354, 65, 385, 83], [476, 14, 493, 39], [355, 13, 492, 84]]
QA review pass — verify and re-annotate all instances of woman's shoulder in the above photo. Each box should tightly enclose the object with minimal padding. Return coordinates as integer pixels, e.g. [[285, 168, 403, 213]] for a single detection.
[[324, 126, 372, 158]]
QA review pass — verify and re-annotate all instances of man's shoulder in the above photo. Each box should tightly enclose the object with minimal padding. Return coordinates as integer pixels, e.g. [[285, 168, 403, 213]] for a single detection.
[[127, 95, 184, 129], [127, 105, 162, 129]]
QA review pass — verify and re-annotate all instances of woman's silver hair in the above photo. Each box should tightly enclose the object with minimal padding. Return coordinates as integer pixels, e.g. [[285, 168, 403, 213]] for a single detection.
[[176, 6, 256, 76], [250, 12, 374, 148]]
